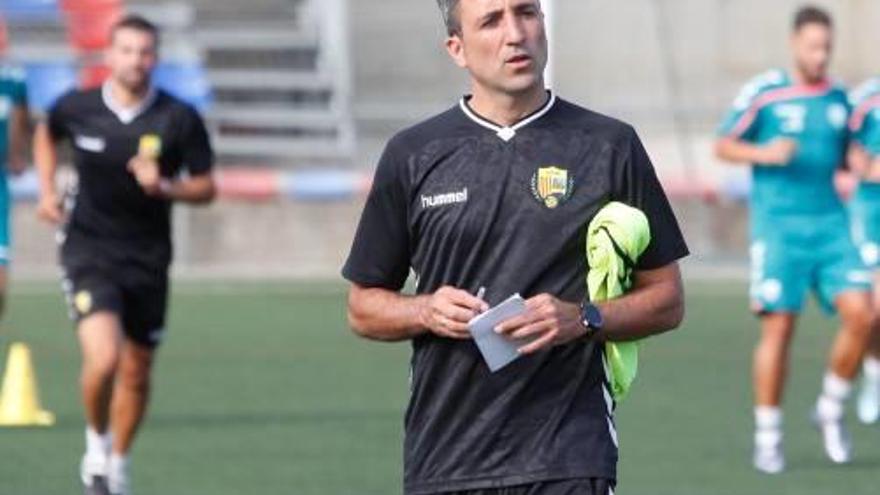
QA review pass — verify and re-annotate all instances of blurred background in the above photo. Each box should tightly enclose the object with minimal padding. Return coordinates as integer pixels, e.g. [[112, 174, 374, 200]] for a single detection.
[[3, 1, 880, 494], [5, 0, 880, 279]]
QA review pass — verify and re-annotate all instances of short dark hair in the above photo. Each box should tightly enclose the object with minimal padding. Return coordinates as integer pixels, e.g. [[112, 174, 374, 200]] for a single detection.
[[436, 0, 462, 36], [111, 14, 160, 44], [793, 5, 832, 32]]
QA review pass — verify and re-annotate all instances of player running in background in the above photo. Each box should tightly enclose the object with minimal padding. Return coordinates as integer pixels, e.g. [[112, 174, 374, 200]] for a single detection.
[[0, 61, 30, 317], [715, 5, 875, 473], [847, 77, 880, 425], [33, 15, 215, 495]]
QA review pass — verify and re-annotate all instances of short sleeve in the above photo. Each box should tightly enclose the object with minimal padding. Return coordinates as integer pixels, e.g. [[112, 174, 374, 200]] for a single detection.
[[611, 127, 689, 270], [854, 106, 880, 157], [177, 106, 213, 176], [10, 69, 27, 106], [342, 137, 412, 290], [717, 81, 762, 141], [46, 91, 74, 140]]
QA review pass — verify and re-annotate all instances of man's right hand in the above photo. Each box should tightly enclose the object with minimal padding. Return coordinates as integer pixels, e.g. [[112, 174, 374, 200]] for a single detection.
[[758, 138, 798, 166], [418, 286, 489, 340], [36, 192, 63, 224]]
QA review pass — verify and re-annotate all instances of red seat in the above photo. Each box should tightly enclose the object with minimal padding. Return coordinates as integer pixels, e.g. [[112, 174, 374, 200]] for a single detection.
[[59, 0, 122, 11], [61, 0, 123, 52], [0, 18, 8, 56]]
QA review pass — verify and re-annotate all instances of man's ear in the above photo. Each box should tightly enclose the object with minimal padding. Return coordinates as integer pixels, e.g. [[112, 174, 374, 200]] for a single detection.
[[445, 35, 468, 69]]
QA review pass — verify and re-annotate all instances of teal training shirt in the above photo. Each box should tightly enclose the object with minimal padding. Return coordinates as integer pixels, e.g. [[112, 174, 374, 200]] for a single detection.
[[849, 78, 880, 199], [719, 69, 851, 219], [849, 77, 880, 156], [0, 64, 28, 176]]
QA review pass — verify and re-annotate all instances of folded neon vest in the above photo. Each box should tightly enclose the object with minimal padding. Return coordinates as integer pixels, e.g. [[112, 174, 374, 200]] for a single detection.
[[586, 201, 651, 403]]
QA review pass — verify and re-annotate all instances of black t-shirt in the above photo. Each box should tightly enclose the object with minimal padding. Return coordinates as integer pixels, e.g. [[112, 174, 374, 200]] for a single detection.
[[48, 86, 213, 269], [343, 93, 689, 494]]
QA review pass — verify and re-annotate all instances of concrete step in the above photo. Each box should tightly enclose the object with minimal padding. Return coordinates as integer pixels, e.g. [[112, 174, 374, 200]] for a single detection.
[[204, 47, 318, 71], [208, 69, 330, 90], [208, 106, 341, 128], [189, 0, 304, 21], [196, 27, 317, 49], [214, 135, 351, 160]]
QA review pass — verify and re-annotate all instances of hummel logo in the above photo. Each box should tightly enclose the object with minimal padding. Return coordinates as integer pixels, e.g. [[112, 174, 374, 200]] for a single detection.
[[74, 135, 106, 153], [421, 187, 468, 209]]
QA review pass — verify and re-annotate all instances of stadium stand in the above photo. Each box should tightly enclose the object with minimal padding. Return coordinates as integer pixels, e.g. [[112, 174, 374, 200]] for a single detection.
[[152, 62, 211, 111], [2, 0, 355, 169], [60, 0, 123, 53], [193, 0, 354, 165], [22, 60, 75, 111]]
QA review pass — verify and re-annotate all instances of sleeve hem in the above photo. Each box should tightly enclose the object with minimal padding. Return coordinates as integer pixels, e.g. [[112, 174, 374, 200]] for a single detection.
[[636, 247, 690, 271], [341, 268, 407, 291]]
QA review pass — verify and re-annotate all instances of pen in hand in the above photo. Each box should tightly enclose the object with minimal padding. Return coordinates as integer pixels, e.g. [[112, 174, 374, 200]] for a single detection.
[[476, 286, 487, 314]]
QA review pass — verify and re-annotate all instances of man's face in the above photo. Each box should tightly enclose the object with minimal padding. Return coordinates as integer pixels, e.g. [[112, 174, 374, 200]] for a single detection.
[[446, 0, 547, 96], [791, 23, 832, 83], [106, 27, 157, 92]]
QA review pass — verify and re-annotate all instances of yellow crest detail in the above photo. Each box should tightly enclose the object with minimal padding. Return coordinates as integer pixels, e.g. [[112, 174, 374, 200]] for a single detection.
[[138, 134, 162, 159], [531, 166, 573, 209], [74, 291, 93, 315]]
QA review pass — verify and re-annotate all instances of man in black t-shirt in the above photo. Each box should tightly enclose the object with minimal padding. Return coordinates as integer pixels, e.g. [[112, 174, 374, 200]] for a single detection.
[[343, 1, 689, 494], [33, 15, 215, 495]]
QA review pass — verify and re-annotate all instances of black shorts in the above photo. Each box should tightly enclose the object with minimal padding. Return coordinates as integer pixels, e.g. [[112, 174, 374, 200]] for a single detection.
[[61, 261, 169, 349], [445, 479, 616, 495]]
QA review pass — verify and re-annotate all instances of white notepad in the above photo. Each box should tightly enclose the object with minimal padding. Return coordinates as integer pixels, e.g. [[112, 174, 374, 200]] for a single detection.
[[468, 293, 530, 372]]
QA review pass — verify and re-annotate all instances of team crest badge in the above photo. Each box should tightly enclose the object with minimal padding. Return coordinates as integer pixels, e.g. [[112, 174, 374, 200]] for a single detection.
[[74, 290, 93, 315], [827, 103, 847, 130], [531, 166, 574, 209], [138, 134, 162, 159]]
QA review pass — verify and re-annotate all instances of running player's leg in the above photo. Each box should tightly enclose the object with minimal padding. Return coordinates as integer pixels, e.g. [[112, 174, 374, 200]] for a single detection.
[[78, 311, 123, 492], [858, 273, 880, 424], [65, 267, 125, 493], [828, 292, 874, 381], [809, 291, 874, 464], [749, 235, 808, 474], [107, 340, 153, 495], [813, 226, 875, 464], [752, 312, 796, 474], [79, 312, 123, 437], [755, 313, 798, 406], [106, 275, 167, 495], [851, 191, 880, 423], [110, 341, 154, 455]]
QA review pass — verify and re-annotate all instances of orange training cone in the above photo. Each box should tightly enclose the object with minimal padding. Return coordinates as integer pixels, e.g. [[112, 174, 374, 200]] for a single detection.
[[0, 342, 55, 427]]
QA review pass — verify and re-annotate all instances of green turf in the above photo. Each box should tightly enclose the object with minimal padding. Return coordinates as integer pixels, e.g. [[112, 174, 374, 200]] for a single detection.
[[1, 280, 879, 494]]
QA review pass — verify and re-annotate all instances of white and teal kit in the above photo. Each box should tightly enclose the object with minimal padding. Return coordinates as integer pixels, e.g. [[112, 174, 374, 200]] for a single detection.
[[0, 64, 28, 265], [849, 77, 880, 269], [719, 69, 870, 313]]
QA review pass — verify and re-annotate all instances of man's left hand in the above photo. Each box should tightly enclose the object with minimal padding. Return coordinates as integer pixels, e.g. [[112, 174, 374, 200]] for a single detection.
[[128, 156, 161, 195], [494, 294, 587, 355]]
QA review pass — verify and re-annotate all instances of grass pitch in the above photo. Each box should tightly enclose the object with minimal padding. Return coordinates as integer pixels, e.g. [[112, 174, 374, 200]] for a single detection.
[[2, 280, 879, 494]]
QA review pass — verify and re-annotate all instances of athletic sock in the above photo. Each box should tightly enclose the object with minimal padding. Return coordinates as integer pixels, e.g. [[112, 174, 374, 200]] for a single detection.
[[864, 356, 880, 382], [109, 453, 129, 472], [816, 372, 852, 422], [754, 406, 782, 447], [108, 453, 130, 489], [85, 427, 110, 460]]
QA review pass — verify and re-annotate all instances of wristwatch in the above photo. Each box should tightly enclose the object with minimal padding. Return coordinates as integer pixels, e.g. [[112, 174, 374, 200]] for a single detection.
[[580, 302, 604, 338]]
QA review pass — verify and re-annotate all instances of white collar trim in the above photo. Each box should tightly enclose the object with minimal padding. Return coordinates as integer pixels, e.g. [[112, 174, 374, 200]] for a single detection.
[[102, 81, 157, 125], [459, 91, 557, 142]]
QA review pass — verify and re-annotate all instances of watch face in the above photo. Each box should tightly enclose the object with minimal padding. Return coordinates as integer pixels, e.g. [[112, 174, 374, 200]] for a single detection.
[[584, 304, 603, 329]]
